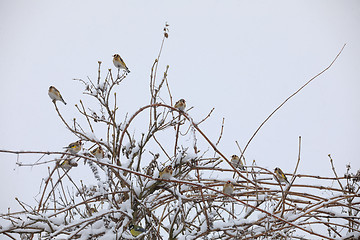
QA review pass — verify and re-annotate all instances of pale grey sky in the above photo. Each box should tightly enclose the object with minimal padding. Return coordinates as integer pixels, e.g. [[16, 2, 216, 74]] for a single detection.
[[1, 0, 359, 217]]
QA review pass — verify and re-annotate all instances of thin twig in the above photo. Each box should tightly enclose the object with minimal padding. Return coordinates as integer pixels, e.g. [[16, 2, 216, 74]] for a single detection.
[[239, 44, 347, 163]]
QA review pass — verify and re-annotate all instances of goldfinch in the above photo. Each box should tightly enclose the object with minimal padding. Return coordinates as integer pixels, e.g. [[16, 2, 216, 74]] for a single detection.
[[87, 206, 98, 216], [48, 86, 67, 105], [231, 154, 245, 170], [64, 140, 82, 154], [174, 99, 186, 111], [113, 54, 130, 73], [129, 224, 146, 237], [274, 167, 290, 185], [159, 165, 173, 180], [59, 159, 78, 170], [91, 146, 104, 159], [223, 181, 234, 195]]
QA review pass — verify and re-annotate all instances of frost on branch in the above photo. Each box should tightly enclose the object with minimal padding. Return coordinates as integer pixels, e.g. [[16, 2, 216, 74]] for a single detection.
[[0, 26, 359, 240]]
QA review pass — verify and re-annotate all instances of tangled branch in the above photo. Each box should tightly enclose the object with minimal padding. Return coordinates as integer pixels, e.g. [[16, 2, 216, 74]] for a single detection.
[[1, 26, 358, 240]]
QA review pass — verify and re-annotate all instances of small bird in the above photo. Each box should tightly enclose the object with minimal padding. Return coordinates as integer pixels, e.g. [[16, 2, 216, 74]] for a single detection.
[[159, 165, 173, 180], [113, 54, 130, 73], [91, 146, 104, 159], [174, 99, 186, 111], [129, 224, 146, 237], [87, 206, 98, 216], [48, 86, 67, 105], [231, 154, 245, 170], [274, 167, 290, 185], [64, 140, 82, 154], [59, 159, 78, 170], [223, 181, 234, 196]]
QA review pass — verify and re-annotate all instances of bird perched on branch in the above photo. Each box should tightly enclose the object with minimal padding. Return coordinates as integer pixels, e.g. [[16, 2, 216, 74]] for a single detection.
[[274, 167, 290, 185], [91, 146, 104, 159], [113, 54, 130, 73], [59, 159, 78, 170], [159, 165, 173, 180], [64, 140, 82, 154], [231, 154, 245, 171], [48, 86, 67, 105], [129, 224, 146, 237], [174, 99, 186, 111], [223, 181, 234, 196]]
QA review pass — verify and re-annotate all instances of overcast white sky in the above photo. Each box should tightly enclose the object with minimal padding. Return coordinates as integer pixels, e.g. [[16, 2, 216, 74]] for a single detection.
[[0, 0, 359, 218]]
